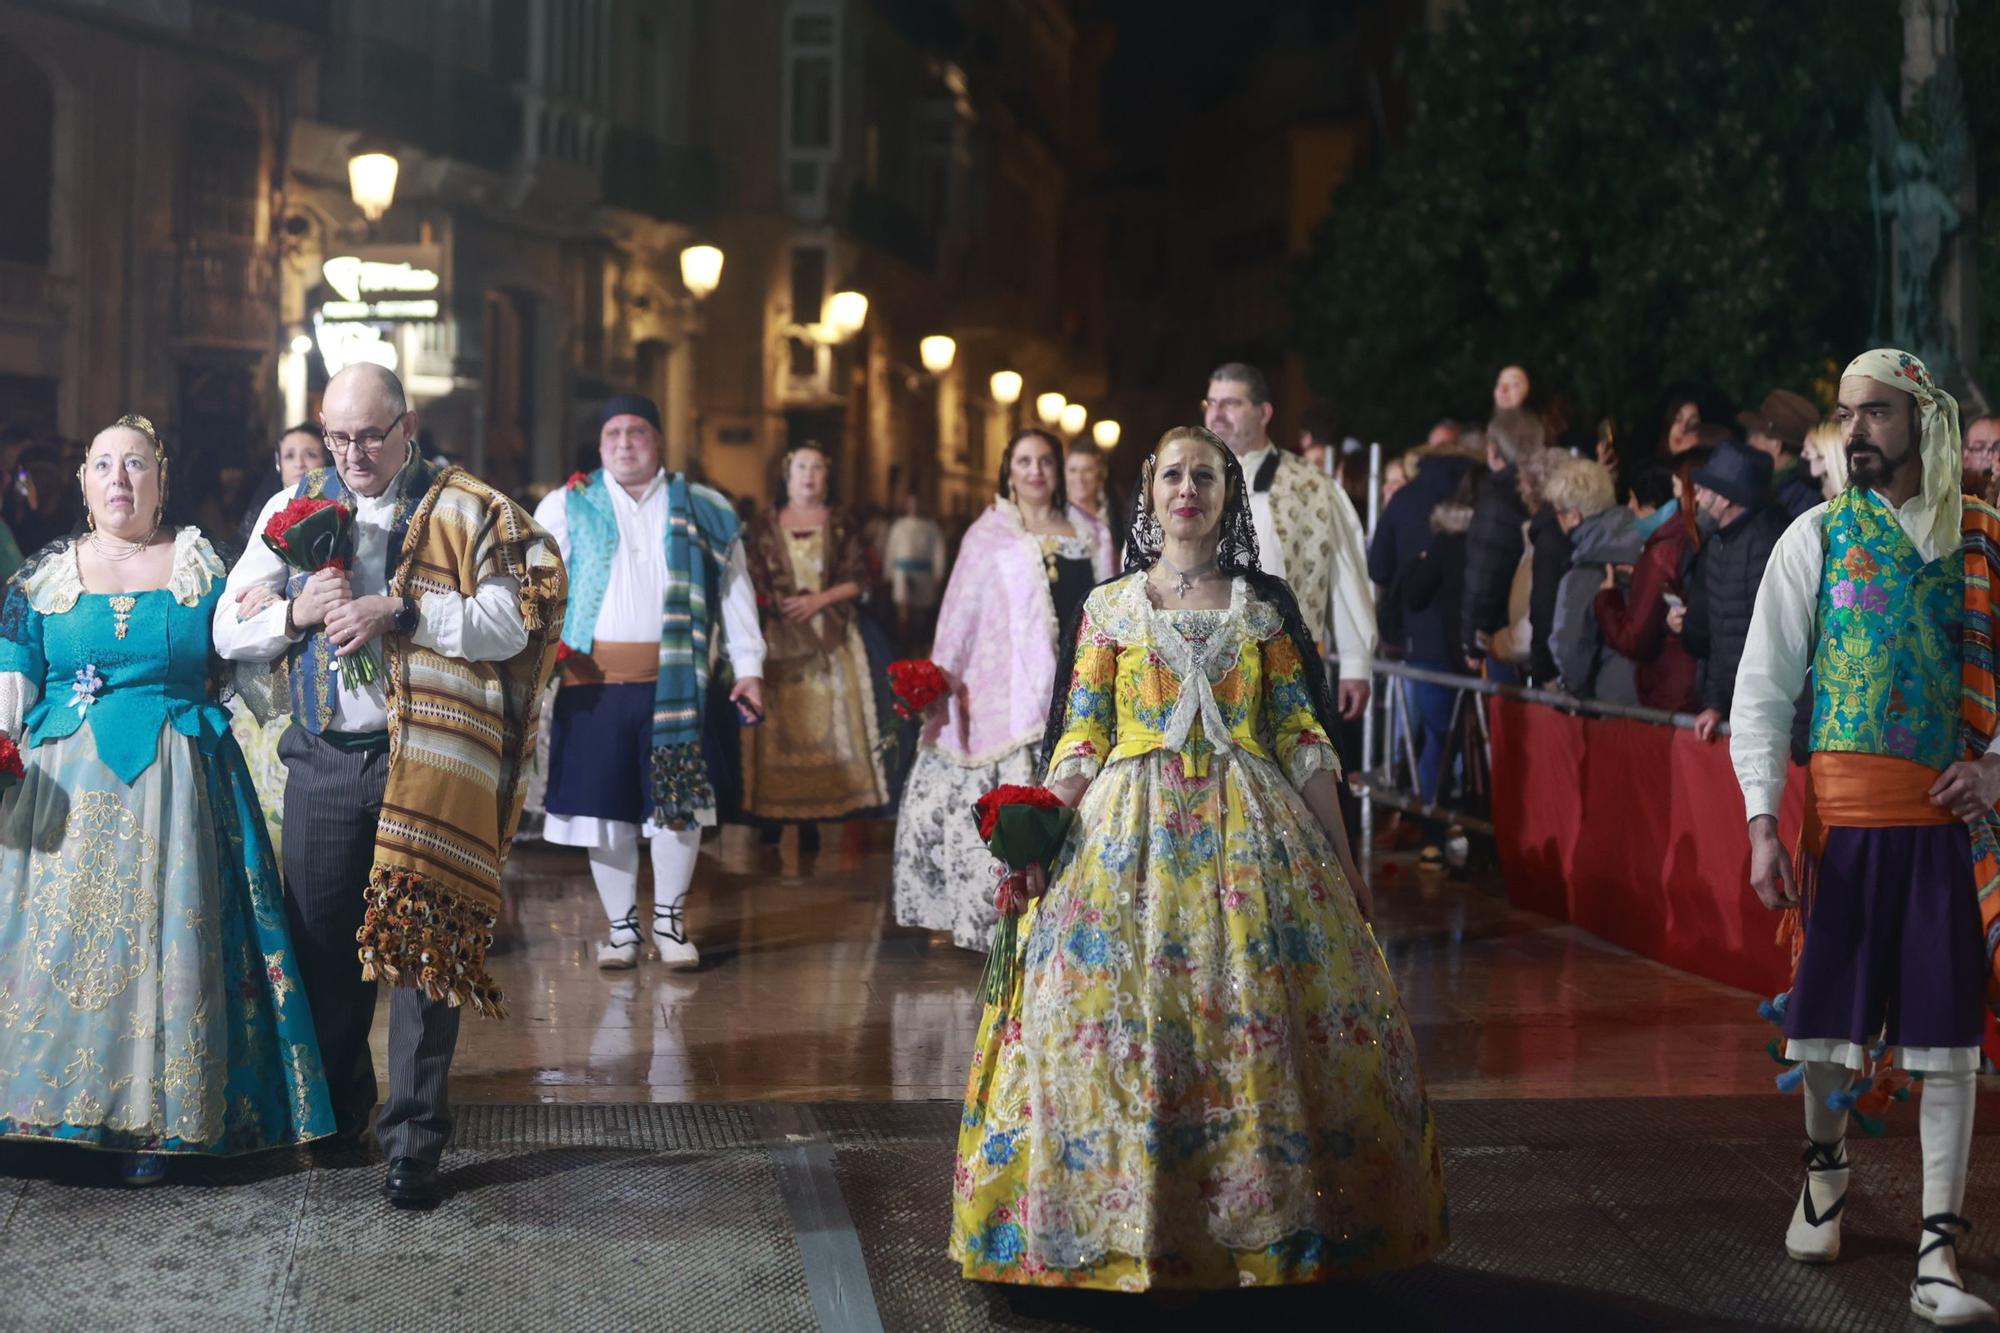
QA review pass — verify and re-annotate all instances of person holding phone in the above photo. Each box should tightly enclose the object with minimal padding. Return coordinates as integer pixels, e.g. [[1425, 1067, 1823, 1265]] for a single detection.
[[533, 394, 766, 971]]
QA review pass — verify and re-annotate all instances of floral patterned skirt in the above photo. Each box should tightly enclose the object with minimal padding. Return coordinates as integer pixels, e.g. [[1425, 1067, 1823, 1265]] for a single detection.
[[950, 748, 1447, 1290], [0, 724, 333, 1155], [892, 742, 1041, 950]]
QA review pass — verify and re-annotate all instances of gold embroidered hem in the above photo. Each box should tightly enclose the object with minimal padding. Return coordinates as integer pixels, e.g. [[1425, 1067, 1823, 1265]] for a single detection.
[[742, 621, 889, 819]]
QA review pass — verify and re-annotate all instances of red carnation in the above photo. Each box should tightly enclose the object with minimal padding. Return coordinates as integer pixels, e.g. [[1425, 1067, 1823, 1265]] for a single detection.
[[974, 783, 1068, 841], [262, 497, 355, 573], [0, 733, 22, 790], [566, 471, 590, 491], [886, 658, 949, 720], [971, 783, 1075, 1004], [555, 642, 575, 662]]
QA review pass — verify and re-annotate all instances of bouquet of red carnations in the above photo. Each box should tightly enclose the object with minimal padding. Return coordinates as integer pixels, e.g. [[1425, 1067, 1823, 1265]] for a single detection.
[[262, 496, 376, 690], [886, 658, 948, 719], [973, 784, 1075, 1004], [0, 733, 24, 794], [877, 658, 949, 760]]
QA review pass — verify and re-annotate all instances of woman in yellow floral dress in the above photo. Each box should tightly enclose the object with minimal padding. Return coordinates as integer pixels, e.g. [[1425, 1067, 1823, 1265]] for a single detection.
[[950, 426, 1446, 1291]]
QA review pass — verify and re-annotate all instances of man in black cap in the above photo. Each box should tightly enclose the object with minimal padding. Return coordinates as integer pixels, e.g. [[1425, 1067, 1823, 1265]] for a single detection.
[[1688, 436, 1788, 741], [531, 395, 765, 970], [1740, 388, 1824, 521]]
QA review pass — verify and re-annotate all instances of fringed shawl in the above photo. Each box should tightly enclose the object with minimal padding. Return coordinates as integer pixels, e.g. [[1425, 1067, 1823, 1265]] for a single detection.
[[358, 467, 567, 1016], [925, 499, 1113, 767]]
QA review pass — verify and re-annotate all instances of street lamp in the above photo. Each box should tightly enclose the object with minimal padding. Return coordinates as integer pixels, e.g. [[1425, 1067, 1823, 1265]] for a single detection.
[[347, 141, 400, 223], [1059, 402, 1088, 437], [1092, 419, 1121, 449], [989, 370, 1022, 406], [919, 335, 957, 375], [679, 245, 724, 300], [1035, 392, 1067, 427], [825, 290, 869, 342]]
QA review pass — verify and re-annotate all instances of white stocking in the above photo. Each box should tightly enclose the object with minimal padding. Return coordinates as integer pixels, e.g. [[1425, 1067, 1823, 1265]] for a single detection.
[[649, 826, 702, 942], [1802, 1061, 1852, 1149], [1918, 1069, 1977, 1287], [587, 830, 642, 943]]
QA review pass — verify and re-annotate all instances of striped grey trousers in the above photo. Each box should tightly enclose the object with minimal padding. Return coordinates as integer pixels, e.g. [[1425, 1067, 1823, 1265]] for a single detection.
[[278, 724, 461, 1163]]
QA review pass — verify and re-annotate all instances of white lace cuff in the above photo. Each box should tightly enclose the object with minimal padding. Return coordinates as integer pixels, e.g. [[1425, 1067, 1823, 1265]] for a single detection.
[[1048, 753, 1102, 784], [0, 670, 38, 737], [1285, 741, 1340, 791]]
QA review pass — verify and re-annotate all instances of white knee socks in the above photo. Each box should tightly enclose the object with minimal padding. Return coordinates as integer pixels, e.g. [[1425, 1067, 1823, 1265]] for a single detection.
[[649, 827, 701, 942], [1918, 1069, 1978, 1288], [1802, 1061, 1852, 1148], [588, 837, 643, 944]]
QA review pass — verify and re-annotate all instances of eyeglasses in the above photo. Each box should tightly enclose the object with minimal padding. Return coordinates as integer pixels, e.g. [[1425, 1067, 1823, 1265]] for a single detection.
[[324, 411, 407, 457], [1201, 397, 1252, 413]]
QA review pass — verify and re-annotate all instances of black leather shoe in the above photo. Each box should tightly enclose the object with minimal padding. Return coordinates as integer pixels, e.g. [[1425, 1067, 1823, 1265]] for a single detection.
[[382, 1156, 441, 1210]]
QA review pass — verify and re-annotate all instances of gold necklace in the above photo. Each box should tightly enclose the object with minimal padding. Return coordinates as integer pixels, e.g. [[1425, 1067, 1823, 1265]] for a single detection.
[[89, 526, 159, 563]]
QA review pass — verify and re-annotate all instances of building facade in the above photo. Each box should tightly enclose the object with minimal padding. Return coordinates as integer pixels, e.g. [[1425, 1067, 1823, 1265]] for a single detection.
[[1, 0, 1105, 523]]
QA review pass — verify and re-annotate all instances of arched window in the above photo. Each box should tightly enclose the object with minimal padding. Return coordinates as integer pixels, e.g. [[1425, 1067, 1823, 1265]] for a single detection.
[[182, 96, 261, 239], [0, 41, 54, 266]]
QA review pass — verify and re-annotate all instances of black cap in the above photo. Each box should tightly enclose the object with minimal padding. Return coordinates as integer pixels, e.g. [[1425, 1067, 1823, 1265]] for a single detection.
[[598, 394, 661, 431]]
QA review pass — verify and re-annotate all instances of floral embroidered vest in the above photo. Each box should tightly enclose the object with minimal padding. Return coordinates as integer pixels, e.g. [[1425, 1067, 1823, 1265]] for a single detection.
[[1809, 488, 1962, 769]]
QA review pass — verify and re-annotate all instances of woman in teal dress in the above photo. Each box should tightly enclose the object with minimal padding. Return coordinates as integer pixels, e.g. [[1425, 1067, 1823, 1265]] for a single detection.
[[0, 415, 332, 1184]]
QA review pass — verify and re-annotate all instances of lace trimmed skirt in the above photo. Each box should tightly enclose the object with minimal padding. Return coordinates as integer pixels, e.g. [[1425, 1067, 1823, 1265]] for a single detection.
[[0, 723, 333, 1155]]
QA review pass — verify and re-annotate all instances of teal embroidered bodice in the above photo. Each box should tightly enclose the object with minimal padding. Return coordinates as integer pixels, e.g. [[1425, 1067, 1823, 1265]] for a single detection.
[[1809, 488, 1963, 769], [0, 540, 232, 784]]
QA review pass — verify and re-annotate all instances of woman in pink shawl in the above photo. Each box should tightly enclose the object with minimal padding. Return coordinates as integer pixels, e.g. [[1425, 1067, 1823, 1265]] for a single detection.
[[893, 429, 1114, 948]]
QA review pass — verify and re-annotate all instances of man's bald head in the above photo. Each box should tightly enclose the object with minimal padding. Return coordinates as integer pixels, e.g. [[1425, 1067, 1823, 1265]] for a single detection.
[[325, 362, 407, 420], [320, 362, 415, 497]]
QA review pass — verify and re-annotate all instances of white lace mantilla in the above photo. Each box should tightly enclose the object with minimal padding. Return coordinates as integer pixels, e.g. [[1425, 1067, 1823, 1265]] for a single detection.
[[1050, 574, 1302, 785], [24, 527, 224, 615], [0, 528, 227, 733]]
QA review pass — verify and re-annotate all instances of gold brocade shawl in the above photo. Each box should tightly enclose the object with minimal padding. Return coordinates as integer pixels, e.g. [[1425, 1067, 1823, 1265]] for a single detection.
[[356, 467, 567, 1016]]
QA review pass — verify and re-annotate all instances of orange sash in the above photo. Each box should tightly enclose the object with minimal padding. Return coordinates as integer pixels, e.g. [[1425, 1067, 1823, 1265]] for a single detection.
[[561, 640, 659, 686]]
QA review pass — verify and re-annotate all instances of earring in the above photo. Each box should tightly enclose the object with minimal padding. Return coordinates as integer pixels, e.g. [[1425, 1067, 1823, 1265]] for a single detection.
[[86, 508, 96, 533]]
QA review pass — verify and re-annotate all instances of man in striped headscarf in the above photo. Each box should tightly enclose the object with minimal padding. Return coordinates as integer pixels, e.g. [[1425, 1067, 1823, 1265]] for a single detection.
[[1732, 348, 2000, 1324], [532, 395, 765, 972]]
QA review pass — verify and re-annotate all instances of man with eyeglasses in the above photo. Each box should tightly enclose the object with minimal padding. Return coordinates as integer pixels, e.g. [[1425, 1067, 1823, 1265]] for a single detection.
[[214, 362, 567, 1211], [1202, 362, 1374, 721]]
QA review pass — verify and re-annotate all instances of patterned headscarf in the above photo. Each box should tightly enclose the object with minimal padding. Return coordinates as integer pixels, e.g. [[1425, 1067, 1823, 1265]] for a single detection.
[[1840, 348, 1960, 556]]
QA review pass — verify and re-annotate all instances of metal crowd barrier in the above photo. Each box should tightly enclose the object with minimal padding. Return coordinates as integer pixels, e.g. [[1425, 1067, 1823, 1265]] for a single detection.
[[1353, 658, 1726, 851]]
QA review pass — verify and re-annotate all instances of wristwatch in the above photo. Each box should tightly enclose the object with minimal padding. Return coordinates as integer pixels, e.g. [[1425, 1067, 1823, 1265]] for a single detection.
[[393, 593, 419, 634]]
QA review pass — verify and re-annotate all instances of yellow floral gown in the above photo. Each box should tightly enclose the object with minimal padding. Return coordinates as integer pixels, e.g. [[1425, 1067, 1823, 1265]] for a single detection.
[[950, 574, 1446, 1290]]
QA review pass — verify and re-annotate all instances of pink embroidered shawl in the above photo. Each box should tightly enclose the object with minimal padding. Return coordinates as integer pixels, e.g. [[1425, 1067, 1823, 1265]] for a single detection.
[[924, 499, 1114, 766]]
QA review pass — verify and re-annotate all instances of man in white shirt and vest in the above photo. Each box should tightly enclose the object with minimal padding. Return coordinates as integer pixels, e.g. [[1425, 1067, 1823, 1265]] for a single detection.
[[533, 394, 766, 972], [1204, 363, 1376, 808], [217, 363, 564, 1209]]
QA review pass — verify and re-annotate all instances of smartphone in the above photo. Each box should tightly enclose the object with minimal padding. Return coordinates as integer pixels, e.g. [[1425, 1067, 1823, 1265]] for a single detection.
[[1662, 593, 1684, 610], [735, 698, 765, 726]]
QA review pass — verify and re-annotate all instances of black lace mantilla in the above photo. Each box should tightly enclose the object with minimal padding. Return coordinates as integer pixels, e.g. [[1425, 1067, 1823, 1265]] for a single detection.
[[0, 538, 71, 648], [1041, 439, 1341, 765]]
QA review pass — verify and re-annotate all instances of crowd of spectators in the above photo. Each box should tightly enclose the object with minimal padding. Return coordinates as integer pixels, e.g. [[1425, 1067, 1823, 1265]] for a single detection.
[[1365, 363, 1921, 824]]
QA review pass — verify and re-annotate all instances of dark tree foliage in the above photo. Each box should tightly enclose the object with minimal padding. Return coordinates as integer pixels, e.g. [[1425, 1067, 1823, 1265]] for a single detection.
[[1291, 0, 1902, 449], [1963, 0, 2000, 403]]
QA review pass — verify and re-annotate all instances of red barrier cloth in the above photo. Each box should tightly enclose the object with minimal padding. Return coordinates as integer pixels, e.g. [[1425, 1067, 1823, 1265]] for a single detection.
[[1487, 696, 1802, 997]]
